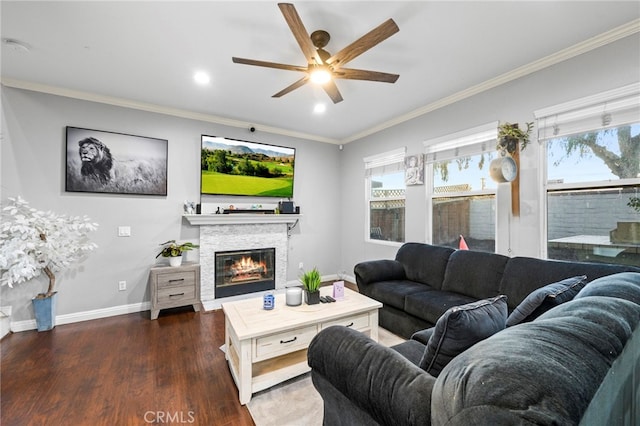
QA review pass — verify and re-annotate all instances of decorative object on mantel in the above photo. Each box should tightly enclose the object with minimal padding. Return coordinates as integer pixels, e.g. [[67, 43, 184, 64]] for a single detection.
[[183, 200, 196, 214], [300, 267, 321, 305], [0, 196, 98, 331], [156, 240, 199, 267], [490, 122, 534, 216]]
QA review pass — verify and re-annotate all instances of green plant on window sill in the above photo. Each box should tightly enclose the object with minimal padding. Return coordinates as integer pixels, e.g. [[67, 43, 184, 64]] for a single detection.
[[498, 122, 534, 152], [156, 240, 199, 258]]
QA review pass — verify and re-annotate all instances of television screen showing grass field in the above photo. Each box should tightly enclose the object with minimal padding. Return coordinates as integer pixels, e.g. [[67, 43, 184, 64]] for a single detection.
[[201, 135, 295, 197]]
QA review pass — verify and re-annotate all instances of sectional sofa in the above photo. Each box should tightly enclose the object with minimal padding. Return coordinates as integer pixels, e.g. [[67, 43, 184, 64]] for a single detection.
[[307, 243, 640, 425], [353, 242, 639, 338]]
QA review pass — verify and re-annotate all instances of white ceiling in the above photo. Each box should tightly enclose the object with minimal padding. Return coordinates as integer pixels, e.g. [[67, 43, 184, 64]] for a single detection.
[[2, 1, 639, 144]]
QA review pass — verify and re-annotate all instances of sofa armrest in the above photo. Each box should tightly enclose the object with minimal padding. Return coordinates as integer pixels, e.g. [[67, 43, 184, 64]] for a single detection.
[[354, 259, 406, 290], [308, 326, 435, 425]]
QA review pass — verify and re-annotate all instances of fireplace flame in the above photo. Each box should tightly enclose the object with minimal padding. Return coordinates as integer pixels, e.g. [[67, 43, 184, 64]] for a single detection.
[[230, 256, 268, 282]]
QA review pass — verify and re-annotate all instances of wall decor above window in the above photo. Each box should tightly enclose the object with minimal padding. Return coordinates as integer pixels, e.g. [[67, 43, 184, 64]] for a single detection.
[[65, 127, 168, 196], [404, 154, 424, 185]]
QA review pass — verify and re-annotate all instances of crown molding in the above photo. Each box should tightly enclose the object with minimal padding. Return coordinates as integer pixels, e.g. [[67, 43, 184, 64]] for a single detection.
[[0, 77, 340, 145], [2, 19, 638, 146], [342, 18, 640, 144]]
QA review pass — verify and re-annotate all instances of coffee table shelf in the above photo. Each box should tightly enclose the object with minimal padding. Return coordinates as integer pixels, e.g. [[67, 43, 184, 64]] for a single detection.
[[223, 287, 382, 404]]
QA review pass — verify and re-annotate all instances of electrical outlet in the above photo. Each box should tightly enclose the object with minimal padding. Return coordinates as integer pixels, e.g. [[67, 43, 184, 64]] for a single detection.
[[118, 226, 131, 237], [118, 280, 126, 291], [299, 262, 304, 270]]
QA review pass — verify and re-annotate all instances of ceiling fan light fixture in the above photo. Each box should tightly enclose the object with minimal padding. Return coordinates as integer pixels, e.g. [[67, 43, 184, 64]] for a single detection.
[[309, 66, 332, 85]]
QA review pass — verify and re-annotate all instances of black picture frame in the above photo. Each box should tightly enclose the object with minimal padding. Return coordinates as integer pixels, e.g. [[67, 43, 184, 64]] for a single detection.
[[65, 126, 168, 196]]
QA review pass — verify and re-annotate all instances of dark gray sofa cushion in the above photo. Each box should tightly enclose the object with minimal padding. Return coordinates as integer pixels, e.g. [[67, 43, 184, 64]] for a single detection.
[[354, 259, 406, 293], [431, 296, 640, 425], [419, 295, 507, 377], [404, 290, 476, 325], [441, 250, 509, 299], [506, 275, 587, 326], [395, 243, 454, 288], [308, 326, 436, 426], [369, 280, 434, 310], [500, 256, 639, 311], [576, 272, 640, 305]]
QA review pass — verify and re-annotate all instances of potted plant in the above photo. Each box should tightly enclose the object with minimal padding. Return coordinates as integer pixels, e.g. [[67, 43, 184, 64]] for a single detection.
[[490, 122, 534, 184], [0, 196, 98, 331], [497, 121, 534, 152], [156, 240, 199, 267], [299, 267, 321, 305]]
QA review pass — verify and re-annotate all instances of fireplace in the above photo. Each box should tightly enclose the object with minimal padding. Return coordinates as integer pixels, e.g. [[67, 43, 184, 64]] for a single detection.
[[215, 248, 276, 298]]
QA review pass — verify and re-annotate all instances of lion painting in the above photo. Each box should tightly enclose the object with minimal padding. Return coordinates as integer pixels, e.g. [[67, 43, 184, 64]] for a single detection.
[[78, 137, 115, 184], [66, 128, 167, 195]]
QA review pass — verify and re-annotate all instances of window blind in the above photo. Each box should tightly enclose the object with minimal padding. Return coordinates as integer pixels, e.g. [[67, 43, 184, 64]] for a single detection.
[[363, 147, 406, 177], [424, 121, 498, 163], [534, 83, 640, 141]]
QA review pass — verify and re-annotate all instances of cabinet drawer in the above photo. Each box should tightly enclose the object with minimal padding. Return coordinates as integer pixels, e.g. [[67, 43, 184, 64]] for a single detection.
[[255, 325, 317, 360], [157, 284, 196, 304], [321, 313, 370, 331], [156, 271, 196, 289]]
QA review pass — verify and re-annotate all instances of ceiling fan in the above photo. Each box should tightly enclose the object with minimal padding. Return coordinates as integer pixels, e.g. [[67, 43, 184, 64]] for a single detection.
[[232, 3, 399, 104]]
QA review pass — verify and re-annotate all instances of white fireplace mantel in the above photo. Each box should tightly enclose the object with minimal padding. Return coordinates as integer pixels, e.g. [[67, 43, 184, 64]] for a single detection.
[[183, 214, 300, 226]]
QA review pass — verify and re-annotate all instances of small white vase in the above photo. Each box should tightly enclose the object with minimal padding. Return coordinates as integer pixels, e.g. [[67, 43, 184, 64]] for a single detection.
[[169, 256, 183, 267]]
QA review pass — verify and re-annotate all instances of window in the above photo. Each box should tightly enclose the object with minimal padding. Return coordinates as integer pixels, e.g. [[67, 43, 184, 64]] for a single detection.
[[364, 148, 406, 243], [425, 123, 498, 252], [535, 83, 640, 266]]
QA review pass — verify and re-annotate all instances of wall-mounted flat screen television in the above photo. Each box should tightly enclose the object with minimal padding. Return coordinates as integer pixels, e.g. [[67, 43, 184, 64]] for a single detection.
[[201, 135, 296, 197]]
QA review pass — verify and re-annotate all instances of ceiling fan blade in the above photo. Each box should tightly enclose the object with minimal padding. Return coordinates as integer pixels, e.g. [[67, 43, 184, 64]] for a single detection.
[[326, 18, 399, 69], [232, 57, 307, 73], [272, 76, 310, 98], [323, 80, 344, 104], [335, 68, 399, 83], [278, 3, 323, 65]]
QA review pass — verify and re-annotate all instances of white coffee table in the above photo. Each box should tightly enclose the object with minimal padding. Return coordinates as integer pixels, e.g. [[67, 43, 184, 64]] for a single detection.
[[222, 287, 382, 404]]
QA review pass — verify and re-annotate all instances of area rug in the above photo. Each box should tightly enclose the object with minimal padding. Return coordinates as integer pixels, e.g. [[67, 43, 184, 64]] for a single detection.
[[247, 328, 405, 426]]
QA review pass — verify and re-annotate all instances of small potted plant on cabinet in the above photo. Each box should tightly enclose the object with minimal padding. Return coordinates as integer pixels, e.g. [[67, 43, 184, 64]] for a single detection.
[[0, 196, 98, 331], [299, 267, 321, 305], [156, 240, 199, 267]]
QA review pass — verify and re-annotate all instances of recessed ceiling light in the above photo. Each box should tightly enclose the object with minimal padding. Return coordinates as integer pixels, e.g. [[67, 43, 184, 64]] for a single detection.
[[194, 71, 210, 85], [313, 103, 326, 114]]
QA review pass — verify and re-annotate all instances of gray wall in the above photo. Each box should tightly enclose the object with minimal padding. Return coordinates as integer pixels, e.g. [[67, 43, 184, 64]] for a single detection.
[[2, 33, 638, 325], [337, 34, 640, 271], [1, 88, 341, 322]]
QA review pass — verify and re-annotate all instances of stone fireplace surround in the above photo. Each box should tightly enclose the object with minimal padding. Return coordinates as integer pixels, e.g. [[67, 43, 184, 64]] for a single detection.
[[184, 213, 300, 309]]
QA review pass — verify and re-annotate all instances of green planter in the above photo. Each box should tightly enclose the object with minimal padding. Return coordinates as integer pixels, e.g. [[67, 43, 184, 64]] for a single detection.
[[32, 292, 58, 332]]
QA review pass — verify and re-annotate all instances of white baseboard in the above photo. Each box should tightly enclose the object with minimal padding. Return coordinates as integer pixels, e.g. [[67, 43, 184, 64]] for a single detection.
[[1, 306, 12, 339], [10, 301, 151, 332], [7, 274, 358, 333]]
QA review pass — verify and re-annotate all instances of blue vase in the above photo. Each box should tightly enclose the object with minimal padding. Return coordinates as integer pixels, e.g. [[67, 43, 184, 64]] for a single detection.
[[32, 292, 58, 332]]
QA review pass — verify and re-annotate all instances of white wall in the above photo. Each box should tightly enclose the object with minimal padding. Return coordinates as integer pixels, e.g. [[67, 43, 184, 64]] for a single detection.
[[1, 88, 341, 324], [337, 35, 640, 271]]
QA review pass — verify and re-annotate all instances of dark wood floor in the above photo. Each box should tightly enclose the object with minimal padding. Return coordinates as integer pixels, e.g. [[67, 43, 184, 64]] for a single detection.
[[1, 307, 255, 426]]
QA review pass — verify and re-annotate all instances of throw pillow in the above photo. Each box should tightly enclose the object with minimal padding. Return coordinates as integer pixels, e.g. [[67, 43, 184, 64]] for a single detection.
[[419, 295, 507, 377], [506, 275, 587, 327]]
